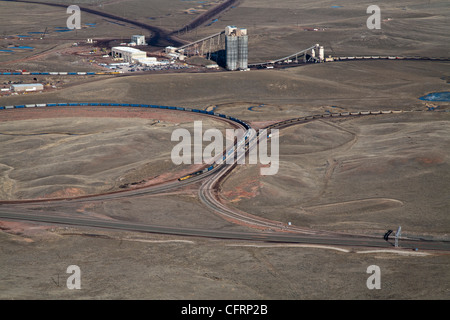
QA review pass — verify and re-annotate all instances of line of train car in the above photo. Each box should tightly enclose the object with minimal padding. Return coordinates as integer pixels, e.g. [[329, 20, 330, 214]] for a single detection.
[[178, 165, 215, 181], [2, 56, 449, 76], [0, 101, 251, 182], [265, 110, 404, 130], [332, 56, 449, 62], [0, 102, 249, 128], [0, 102, 409, 182], [177, 113, 251, 181], [178, 127, 254, 182], [1, 103, 412, 182], [0, 71, 119, 76]]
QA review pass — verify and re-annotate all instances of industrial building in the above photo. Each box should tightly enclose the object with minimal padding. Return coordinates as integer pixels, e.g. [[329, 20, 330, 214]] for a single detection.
[[310, 44, 324, 62], [165, 46, 178, 54], [111, 46, 147, 63], [10, 83, 44, 92], [206, 63, 219, 69], [225, 26, 248, 71], [135, 57, 167, 66], [131, 35, 146, 46]]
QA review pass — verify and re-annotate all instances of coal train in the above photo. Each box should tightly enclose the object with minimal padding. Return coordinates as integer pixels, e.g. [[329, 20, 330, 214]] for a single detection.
[[0, 101, 251, 182]]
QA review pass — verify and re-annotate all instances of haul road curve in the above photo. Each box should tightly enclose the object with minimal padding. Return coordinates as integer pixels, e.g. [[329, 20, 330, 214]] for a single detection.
[[0, 103, 449, 252], [2, 0, 240, 48], [1, 0, 184, 47]]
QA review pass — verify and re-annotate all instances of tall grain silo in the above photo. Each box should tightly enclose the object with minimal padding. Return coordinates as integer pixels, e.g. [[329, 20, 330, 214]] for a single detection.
[[237, 28, 248, 70], [226, 36, 238, 70], [225, 26, 238, 71], [319, 46, 324, 62]]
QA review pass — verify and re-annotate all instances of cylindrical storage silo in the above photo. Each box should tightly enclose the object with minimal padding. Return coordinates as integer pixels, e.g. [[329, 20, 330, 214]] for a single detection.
[[238, 35, 248, 70], [226, 35, 238, 71]]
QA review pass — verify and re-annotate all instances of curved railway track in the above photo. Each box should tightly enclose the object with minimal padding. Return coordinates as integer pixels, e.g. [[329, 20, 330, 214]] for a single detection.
[[1, 102, 449, 251], [0, 102, 249, 203], [1, 1, 448, 252], [195, 108, 449, 239]]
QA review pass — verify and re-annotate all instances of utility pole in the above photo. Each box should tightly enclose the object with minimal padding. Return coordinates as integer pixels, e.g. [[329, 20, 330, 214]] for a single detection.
[[395, 226, 402, 248]]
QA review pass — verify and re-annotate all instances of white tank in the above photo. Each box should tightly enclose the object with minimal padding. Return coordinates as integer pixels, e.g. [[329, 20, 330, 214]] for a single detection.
[[319, 46, 324, 61]]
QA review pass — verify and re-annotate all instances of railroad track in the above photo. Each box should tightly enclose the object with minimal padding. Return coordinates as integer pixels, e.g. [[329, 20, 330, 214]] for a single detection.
[[198, 110, 387, 229], [1, 102, 449, 250], [196, 108, 449, 242], [331, 56, 450, 62], [0, 102, 248, 204]]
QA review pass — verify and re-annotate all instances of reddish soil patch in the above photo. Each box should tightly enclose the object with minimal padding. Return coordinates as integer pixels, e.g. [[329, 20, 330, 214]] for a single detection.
[[416, 154, 445, 166], [46, 188, 87, 199], [221, 168, 261, 203], [0, 106, 206, 124], [0, 220, 51, 239]]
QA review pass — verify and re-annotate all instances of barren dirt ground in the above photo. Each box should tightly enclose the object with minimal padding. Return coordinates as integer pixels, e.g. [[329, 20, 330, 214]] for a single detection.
[[0, 109, 232, 200], [221, 112, 450, 238], [0, 0, 449, 300], [0, 229, 449, 300]]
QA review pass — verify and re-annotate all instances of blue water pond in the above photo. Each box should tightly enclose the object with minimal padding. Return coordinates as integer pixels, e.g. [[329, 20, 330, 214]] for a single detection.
[[419, 92, 450, 102]]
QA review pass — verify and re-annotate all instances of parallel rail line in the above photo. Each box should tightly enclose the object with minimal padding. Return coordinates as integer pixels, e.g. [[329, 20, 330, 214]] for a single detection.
[[1, 103, 448, 250]]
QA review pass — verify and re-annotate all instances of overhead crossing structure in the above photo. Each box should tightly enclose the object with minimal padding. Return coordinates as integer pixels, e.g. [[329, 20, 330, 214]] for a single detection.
[[177, 31, 226, 61], [248, 44, 323, 68], [173, 29, 323, 70]]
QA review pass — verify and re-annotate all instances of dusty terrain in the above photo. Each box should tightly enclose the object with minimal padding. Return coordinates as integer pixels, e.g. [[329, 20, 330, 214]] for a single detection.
[[0, 106, 232, 200], [180, 0, 450, 61], [1, 230, 448, 300], [2, 0, 449, 69], [0, 0, 449, 301], [221, 112, 450, 238], [1, 60, 448, 110], [1, 61, 448, 299]]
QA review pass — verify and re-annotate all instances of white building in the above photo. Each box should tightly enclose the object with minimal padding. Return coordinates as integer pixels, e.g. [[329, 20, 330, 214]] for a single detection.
[[206, 63, 219, 69], [11, 83, 44, 92], [131, 35, 146, 46], [111, 46, 147, 63], [136, 57, 160, 66], [166, 51, 186, 61], [165, 46, 178, 54]]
